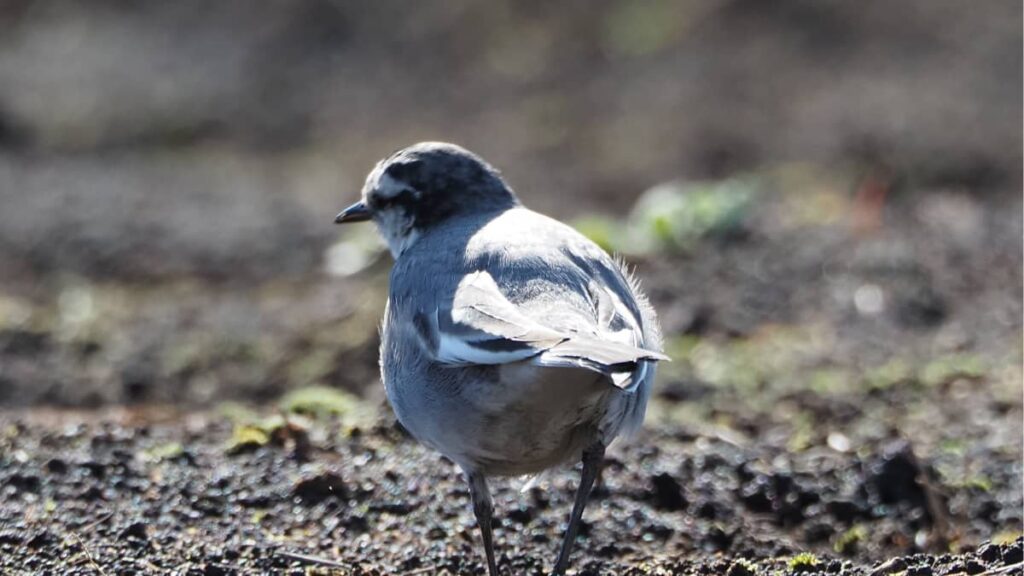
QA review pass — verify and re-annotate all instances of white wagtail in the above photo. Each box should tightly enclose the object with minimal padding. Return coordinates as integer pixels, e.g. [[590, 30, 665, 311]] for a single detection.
[[335, 142, 667, 575]]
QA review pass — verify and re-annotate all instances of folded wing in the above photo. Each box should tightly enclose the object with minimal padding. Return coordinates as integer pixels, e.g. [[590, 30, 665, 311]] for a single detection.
[[413, 270, 667, 390]]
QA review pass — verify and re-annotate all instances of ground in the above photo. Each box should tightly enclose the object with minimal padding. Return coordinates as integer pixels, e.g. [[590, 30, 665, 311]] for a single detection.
[[0, 411, 1022, 575], [1, 181, 1020, 575]]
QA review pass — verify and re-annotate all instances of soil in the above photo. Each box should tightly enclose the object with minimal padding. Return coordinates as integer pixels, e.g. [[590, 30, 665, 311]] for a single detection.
[[1, 186, 1021, 575], [0, 409, 1021, 575]]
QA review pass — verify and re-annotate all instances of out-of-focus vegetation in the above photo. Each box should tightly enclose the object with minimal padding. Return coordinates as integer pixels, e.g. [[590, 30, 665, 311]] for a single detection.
[[574, 176, 756, 255]]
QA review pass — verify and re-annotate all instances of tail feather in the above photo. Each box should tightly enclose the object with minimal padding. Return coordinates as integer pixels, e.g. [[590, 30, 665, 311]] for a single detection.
[[533, 335, 668, 390]]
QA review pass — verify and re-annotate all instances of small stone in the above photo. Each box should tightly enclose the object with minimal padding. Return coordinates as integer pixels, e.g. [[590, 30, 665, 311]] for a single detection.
[[870, 557, 908, 576], [739, 476, 773, 514], [964, 559, 986, 575], [649, 472, 687, 511], [44, 458, 68, 475], [292, 471, 347, 504], [944, 562, 965, 574], [8, 473, 40, 493], [119, 521, 149, 541], [976, 542, 1000, 564], [203, 564, 229, 576], [1002, 541, 1023, 565], [505, 505, 534, 525], [824, 560, 844, 573], [26, 530, 57, 549]]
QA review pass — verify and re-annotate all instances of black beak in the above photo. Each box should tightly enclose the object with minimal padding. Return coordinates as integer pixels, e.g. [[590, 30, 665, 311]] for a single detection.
[[334, 201, 371, 224]]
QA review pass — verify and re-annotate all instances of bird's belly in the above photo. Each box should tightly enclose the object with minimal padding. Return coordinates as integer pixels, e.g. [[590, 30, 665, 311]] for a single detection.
[[388, 361, 612, 476]]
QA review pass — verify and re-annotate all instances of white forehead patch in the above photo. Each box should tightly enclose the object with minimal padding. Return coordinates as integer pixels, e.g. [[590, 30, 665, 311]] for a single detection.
[[363, 162, 410, 201], [376, 172, 407, 199]]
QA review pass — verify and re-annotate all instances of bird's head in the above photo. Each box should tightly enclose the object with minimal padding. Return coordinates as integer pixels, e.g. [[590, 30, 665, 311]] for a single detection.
[[335, 142, 519, 258]]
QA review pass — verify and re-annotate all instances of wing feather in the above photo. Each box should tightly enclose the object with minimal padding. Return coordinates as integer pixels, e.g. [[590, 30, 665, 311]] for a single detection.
[[413, 270, 667, 388]]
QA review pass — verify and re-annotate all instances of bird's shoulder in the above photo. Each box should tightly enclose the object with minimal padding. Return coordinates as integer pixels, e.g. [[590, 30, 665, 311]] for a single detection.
[[399, 208, 607, 293], [391, 208, 648, 335], [465, 208, 620, 281]]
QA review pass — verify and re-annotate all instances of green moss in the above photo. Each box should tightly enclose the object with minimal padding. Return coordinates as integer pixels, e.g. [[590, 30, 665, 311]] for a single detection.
[[728, 558, 757, 576], [993, 530, 1024, 544], [938, 438, 966, 456], [226, 425, 270, 454], [808, 367, 851, 394], [142, 442, 185, 463], [952, 475, 993, 492], [573, 176, 758, 257], [966, 476, 993, 492], [920, 354, 987, 387], [787, 552, 819, 572], [786, 413, 815, 453], [834, 525, 866, 555], [865, 359, 913, 390], [280, 385, 360, 420], [626, 178, 756, 254]]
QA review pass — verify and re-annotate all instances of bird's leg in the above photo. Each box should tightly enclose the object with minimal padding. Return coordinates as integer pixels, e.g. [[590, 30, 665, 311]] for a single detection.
[[552, 442, 606, 575], [467, 471, 499, 576]]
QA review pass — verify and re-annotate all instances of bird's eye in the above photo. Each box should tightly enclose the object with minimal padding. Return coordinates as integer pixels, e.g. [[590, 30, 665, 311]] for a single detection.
[[371, 189, 414, 210]]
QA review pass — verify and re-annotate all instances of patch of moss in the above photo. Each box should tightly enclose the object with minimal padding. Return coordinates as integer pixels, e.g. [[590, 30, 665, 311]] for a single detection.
[[938, 438, 966, 456], [786, 413, 816, 453], [834, 525, 866, 555], [920, 354, 987, 387], [727, 558, 757, 576], [787, 552, 819, 572], [226, 425, 270, 454], [865, 359, 913, 390], [993, 530, 1024, 544], [280, 385, 360, 420], [142, 442, 185, 463], [950, 475, 993, 492], [574, 176, 758, 257], [808, 367, 851, 394]]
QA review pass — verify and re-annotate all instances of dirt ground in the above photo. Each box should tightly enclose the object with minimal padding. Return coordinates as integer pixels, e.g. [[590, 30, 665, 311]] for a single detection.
[[0, 410, 1021, 575], [1, 184, 1021, 575]]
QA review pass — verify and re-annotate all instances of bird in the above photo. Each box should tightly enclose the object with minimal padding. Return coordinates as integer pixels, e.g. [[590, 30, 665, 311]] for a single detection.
[[334, 142, 667, 575]]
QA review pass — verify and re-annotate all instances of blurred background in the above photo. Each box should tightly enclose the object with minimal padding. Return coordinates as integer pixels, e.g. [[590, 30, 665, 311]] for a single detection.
[[0, 0, 1019, 407], [0, 0, 1021, 570]]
